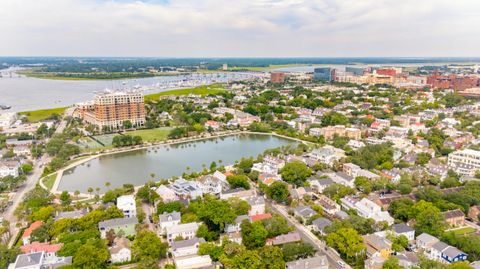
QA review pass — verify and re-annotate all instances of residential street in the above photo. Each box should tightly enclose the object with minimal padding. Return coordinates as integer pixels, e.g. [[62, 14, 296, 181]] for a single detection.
[[269, 202, 351, 269]]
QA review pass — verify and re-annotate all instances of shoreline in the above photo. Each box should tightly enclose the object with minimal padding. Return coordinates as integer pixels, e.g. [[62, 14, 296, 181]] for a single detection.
[[48, 131, 303, 197]]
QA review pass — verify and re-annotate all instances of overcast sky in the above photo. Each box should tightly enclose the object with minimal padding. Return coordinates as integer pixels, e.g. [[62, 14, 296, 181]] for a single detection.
[[1, 0, 479, 57]]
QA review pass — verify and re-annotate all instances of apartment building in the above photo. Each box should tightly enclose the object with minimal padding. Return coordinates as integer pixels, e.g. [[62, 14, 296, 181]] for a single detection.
[[75, 90, 146, 130], [447, 149, 480, 176], [309, 125, 361, 140]]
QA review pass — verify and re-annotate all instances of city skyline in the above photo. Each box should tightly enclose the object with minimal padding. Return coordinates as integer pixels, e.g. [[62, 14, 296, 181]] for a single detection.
[[1, 0, 480, 57]]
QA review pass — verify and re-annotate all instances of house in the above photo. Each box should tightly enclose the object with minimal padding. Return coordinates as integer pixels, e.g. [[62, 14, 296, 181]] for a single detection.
[[316, 195, 340, 215], [204, 120, 220, 130], [8, 251, 72, 269], [258, 172, 281, 186], [197, 172, 228, 195], [364, 254, 387, 269], [55, 208, 88, 221], [307, 146, 345, 166], [224, 215, 249, 233], [294, 206, 316, 222], [308, 177, 334, 193], [20, 242, 63, 264], [174, 255, 213, 269], [98, 217, 138, 238], [13, 145, 30, 156], [416, 233, 440, 251], [245, 196, 265, 216], [0, 160, 20, 178], [159, 211, 181, 235], [170, 178, 203, 199], [219, 188, 255, 200], [171, 237, 205, 258], [430, 241, 468, 263], [329, 171, 355, 188], [116, 195, 136, 218], [249, 213, 272, 222], [166, 222, 200, 243], [396, 251, 419, 269], [109, 237, 131, 264], [391, 223, 415, 241], [311, 217, 332, 235], [468, 205, 480, 222], [442, 209, 465, 227], [363, 234, 392, 258], [267, 232, 301, 246], [155, 185, 178, 203], [341, 197, 394, 225], [289, 187, 307, 200], [22, 221, 43, 245], [286, 255, 329, 269]]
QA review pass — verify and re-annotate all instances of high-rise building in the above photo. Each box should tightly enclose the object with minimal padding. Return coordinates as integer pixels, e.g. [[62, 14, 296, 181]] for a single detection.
[[75, 90, 146, 130], [270, 72, 286, 83], [345, 67, 365, 76], [313, 68, 334, 81]]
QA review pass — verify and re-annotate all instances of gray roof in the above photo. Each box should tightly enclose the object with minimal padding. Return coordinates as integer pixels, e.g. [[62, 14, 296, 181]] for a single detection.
[[235, 215, 249, 224], [416, 233, 439, 244], [13, 252, 43, 268], [159, 211, 181, 222], [335, 210, 350, 220], [55, 208, 88, 220], [45, 256, 73, 269], [317, 178, 334, 185], [245, 196, 265, 206], [294, 206, 316, 218], [286, 255, 329, 269], [312, 218, 332, 230], [98, 217, 138, 229], [392, 223, 414, 234], [171, 237, 205, 249], [432, 241, 449, 252], [443, 246, 466, 258]]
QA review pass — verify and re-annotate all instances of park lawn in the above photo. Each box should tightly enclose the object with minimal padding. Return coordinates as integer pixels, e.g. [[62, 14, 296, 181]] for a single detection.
[[145, 84, 226, 101], [125, 127, 173, 142], [42, 173, 57, 190], [19, 107, 67, 122], [451, 226, 477, 235]]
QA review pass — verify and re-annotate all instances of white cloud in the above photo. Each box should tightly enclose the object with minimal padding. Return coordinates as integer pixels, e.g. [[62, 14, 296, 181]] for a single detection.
[[0, 0, 479, 57]]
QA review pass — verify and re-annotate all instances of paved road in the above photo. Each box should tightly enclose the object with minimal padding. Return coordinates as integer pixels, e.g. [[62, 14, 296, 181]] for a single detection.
[[269, 202, 351, 269], [4, 110, 73, 246], [5, 154, 50, 247]]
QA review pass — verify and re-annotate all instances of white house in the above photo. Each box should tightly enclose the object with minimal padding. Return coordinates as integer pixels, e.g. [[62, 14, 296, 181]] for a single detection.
[[197, 171, 228, 195], [174, 255, 212, 269], [170, 178, 203, 199], [341, 197, 394, 225], [245, 196, 265, 216], [159, 211, 181, 235], [155, 185, 178, 203], [170, 237, 205, 258], [109, 237, 131, 264], [116, 195, 136, 218], [0, 160, 19, 178], [391, 223, 415, 242], [166, 222, 200, 243]]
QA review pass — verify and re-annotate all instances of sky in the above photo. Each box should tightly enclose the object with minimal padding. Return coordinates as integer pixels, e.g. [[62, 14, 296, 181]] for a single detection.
[[1, 0, 480, 57]]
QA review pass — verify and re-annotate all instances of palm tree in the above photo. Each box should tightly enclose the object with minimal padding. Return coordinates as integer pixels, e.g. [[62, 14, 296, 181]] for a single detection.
[[95, 187, 100, 196], [74, 190, 80, 200], [105, 181, 111, 190], [87, 187, 93, 196], [150, 173, 156, 179]]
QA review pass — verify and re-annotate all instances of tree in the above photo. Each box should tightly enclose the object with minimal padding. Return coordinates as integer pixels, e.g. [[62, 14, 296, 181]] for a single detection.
[[134, 257, 159, 269], [196, 223, 219, 242], [72, 239, 109, 269], [132, 230, 167, 260], [280, 161, 311, 186], [123, 120, 133, 129], [60, 191, 72, 206], [325, 228, 365, 265], [266, 181, 289, 203], [415, 152, 432, 165], [0, 244, 20, 269], [262, 214, 292, 238], [413, 201, 447, 237], [321, 112, 349, 126], [230, 250, 263, 269], [391, 235, 409, 252], [259, 246, 285, 269], [241, 220, 268, 249], [227, 175, 251, 190], [21, 163, 33, 174], [350, 143, 394, 170], [199, 242, 223, 261], [388, 198, 415, 222], [237, 158, 254, 173], [228, 197, 251, 216], [280, 242, 316, 262], [382, 256, 402, 269], [354, 176, 373, 194], [197, 197, 236, 232]]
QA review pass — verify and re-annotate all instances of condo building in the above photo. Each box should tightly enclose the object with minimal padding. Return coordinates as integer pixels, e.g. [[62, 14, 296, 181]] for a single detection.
[[75, 90, 146, 130], [447, 149, 480, 176]]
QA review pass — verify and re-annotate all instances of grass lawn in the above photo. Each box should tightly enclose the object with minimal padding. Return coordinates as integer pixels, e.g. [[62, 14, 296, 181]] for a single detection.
[[19, 107, 67, 122], [145, 84, 226, 101], [125, 127, 173, 142], [42, 173, 57, 190], [451, 226, 477, 235]]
